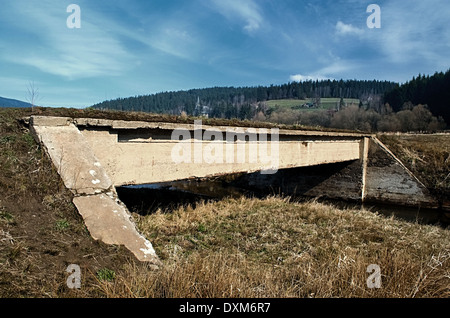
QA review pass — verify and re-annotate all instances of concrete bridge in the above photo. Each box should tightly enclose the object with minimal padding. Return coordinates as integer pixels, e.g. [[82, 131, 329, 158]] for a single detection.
[[29, 116, 437, 265]]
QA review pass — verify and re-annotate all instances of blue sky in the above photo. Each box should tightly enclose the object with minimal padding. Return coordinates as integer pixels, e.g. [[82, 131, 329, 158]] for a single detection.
[[0, 0, 449, 108]]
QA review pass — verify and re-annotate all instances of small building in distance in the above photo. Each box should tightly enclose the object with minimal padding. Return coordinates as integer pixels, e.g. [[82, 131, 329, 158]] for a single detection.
[[194, 96, 210, 118]]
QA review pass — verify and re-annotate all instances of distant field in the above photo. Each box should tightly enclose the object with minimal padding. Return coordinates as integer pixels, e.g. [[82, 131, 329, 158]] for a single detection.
[[266, 98, 360, 111]]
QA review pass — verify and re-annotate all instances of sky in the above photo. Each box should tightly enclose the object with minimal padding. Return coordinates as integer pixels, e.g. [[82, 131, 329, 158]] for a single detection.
[[0, 0, 449, 108]]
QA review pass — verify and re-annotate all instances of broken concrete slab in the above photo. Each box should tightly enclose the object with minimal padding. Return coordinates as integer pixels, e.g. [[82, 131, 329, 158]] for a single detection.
[[73, 193, 160, 265], [31, 116, 162, 264], [31, 123, 112, 195], [74, 118, 114, 127], [30, 116, 73, 127]]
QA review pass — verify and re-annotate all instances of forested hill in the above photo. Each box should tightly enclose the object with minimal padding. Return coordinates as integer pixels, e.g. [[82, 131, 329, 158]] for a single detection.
[[0, 96, 30, 108], [384, 69, 450, 124], [92, 79, 398, 118]]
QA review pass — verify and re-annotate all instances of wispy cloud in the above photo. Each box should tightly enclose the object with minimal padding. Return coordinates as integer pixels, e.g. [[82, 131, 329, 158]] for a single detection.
[[373, 0, 450, 68], [290, 74, 330, 82], [317, 60, 357, 77], [95, 3, 205, 62], [335, 21, 364, 37], [290, 58, 360, 83], [0, 1, 134, 79], [209, 0, 263, 34], [147, 23, 200, 61]]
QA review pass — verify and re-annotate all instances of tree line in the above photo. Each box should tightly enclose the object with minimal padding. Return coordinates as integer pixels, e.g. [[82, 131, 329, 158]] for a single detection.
[[384, 69, 450, 125], [264, 103, 446, 133], [92, 72, 449, 132], [92, 79, 398, 118]]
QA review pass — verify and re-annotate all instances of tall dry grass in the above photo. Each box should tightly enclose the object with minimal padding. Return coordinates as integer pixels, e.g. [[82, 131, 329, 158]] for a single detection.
[[94, 197, 449, 298]]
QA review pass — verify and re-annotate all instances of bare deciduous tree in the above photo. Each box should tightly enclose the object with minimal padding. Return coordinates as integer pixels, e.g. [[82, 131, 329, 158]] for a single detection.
[[26, 81, 39, 111]]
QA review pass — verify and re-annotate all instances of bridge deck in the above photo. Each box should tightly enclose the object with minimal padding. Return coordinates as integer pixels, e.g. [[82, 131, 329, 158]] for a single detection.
[[30, 116, 370, 187]]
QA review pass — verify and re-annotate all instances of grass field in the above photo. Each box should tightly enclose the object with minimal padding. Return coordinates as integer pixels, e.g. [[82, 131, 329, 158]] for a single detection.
[[91, 196, 450, 298], [0, 107, 449, 298], [266, 98, 360, 111]]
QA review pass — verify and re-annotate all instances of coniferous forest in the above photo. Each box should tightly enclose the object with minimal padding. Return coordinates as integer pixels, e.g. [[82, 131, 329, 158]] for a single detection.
[[92, 70, 450, 131], [384, 70, 450, 125], [92, 79, 398, 116]]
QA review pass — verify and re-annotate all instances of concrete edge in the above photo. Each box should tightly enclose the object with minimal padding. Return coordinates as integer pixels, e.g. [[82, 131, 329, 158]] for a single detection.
[[371, 136, 429, 190], [28, 116, 374, 138]]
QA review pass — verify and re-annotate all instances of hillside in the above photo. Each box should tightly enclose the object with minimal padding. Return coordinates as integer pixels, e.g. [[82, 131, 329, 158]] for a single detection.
[[378, 133, 450, 208], [0, 107, 449, 299], [90, 72, 450, 130], [92, 79, 398, 119], [0, 96, 30, 108]]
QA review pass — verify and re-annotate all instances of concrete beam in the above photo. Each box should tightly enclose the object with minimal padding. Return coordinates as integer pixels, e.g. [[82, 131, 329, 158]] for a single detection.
[[80, 127, 362, 186], [360, 137, 370, 202], [32, 115, 372, 137]]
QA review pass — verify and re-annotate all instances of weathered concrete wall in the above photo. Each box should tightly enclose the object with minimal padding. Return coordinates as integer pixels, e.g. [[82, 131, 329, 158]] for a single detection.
[[79, 126, 362, 186], [30, 123, 112, 195], [364, 138, 439, 208]]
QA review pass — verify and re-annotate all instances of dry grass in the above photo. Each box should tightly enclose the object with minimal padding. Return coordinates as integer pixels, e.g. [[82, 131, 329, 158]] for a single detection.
[[95, 197, 450, 298]]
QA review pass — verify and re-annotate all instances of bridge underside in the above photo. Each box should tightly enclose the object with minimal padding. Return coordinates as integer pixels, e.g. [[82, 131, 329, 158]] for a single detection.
[[29, 116, 438, 263]]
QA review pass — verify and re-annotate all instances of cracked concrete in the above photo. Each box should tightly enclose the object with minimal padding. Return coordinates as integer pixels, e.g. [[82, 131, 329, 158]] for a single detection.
[[30, 116, 160, 264], [73, 193, 160, 265]]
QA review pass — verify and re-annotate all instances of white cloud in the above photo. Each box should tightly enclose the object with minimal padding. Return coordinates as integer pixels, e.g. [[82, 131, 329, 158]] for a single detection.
[[290, 60, 360, 82], [335, 21, 364, 36], [209, 0, 263, 34], [290, 74, 329, 82], [317, 60, 356, 77]]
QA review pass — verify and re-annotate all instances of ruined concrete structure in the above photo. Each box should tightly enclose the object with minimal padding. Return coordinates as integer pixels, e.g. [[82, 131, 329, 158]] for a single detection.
[[29, 116, 438, 264]]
